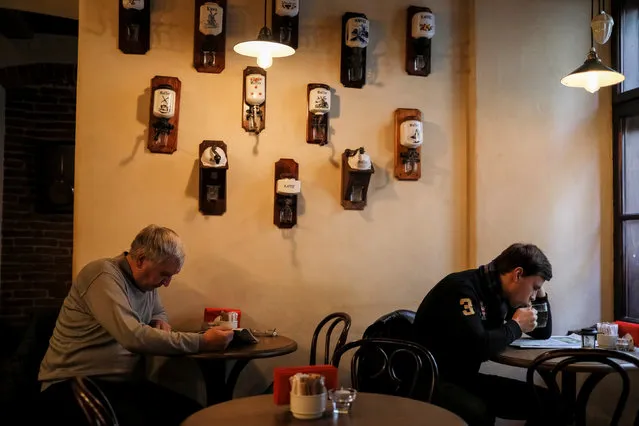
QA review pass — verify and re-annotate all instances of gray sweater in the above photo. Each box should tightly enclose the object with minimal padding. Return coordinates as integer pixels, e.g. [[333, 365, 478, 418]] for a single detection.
[[38, 253, 202, 388]]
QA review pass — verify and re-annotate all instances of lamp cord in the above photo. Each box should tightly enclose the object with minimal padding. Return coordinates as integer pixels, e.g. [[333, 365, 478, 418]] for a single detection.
[[264, 0, 267, 28], [590, 0, 594, 48]]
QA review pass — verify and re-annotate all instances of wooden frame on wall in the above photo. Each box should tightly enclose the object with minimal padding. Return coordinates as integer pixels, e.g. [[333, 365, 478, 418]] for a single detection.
[[193, 0, 227, 73]]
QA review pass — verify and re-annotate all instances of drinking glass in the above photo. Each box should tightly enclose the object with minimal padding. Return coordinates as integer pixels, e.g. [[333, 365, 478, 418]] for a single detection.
[[328, 388, 357, 414], [531, 301, 549, 328]]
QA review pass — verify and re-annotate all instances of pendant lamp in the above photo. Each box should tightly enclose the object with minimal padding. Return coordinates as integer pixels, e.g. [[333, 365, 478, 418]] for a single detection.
[[561, 0, 624, 93], [233, 0, 295, 69]]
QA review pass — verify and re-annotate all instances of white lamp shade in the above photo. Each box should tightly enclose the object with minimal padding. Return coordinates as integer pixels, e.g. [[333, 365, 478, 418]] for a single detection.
[[561, 70, 625, 93], [561, 48, 625, 93], [233, 40, 295, 59]]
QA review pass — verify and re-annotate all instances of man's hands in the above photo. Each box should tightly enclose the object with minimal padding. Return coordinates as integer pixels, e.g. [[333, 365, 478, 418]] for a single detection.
[[513, 287, 547, 333], [149, 320, 233, 351], [512, 307, 538, 333], [201, 327, 234, 351], [150, 319, 172, 331]]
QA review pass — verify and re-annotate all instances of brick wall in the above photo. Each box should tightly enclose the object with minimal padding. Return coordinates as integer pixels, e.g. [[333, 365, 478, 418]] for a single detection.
[[0, 64, 76, 331]]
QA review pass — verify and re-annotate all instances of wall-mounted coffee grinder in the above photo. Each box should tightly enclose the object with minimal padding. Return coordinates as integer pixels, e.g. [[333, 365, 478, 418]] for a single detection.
[[199, 140, 228, 215], [306, 83, 331, 145], [341, 147, 374, 210], [148, 76, 181, 154], [274, 159, 300, 228], [242, 67, 267, 134], [193, 0, 227, 73], [341, 12, 369, 89], [119, 0, 150, 54], [394, 108, 423, 180], [406, 6, 435, 76], [272, 0, 299, 49]]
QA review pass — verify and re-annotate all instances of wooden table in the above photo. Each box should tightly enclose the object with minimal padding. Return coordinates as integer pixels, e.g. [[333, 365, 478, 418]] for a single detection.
[[190, 335, 297, 406], [182, 393, 467, 426], [495, 346, 639, 372], [494, 346, 639, 418]]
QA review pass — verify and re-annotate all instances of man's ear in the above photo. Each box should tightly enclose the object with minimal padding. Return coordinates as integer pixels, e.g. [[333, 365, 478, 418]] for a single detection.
[[135, 255, 146, 269], [513, 266, 524, 281]]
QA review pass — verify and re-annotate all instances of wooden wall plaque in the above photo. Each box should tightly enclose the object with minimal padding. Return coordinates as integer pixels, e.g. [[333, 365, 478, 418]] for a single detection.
[[119, 0, 150, 55], [341, 148, 374, 210], [405, 6, 434, 77], [193, 0, 227, 73], [272, 0, 300, 50], [340, 12, 368, 89]]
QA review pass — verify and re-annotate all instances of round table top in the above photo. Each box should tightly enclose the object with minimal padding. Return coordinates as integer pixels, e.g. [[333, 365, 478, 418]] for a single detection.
[[182, 393, 467, 426], [189, 335, 297, 360], [495, 346, 639, 373]]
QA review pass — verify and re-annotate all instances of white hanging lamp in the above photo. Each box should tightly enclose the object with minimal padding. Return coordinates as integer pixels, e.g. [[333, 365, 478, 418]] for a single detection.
[[233, 0, 295, 69], [561, 0, 624, 93]]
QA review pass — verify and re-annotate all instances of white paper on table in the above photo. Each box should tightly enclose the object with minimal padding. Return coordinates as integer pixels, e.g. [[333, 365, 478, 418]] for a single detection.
[[510, 334, 582, 349]]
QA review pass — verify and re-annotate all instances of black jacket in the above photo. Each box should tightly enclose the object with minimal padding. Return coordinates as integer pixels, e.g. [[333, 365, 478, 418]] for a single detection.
[[413, 265, 552, 385]]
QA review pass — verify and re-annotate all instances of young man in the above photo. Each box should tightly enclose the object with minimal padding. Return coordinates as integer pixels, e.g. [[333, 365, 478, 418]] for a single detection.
[[413, 243, 553, 426], [38, 225, 234, 425]]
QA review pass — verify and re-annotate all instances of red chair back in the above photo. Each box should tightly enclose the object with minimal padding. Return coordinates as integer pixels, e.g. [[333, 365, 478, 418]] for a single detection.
[[615, 320, 639, 343]]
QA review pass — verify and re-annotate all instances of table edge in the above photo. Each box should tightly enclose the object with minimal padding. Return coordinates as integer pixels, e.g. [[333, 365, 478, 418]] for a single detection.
[[190, 339, 298, 360], [182, 392, 467, 425], [494, 349, 639, 372]]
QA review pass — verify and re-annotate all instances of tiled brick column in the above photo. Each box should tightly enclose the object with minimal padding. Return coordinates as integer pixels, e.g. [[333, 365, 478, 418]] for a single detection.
[[0, 63, 76, 329]]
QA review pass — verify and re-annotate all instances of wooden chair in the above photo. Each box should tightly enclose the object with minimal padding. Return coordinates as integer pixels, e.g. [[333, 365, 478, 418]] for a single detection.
[[263, 312, 351, 395], [331, 337, 438, 402], [362, 309, 416, 341], [526, 348, 639, 426], [309, 312, 351, 365], [71, 376, 119, 426]]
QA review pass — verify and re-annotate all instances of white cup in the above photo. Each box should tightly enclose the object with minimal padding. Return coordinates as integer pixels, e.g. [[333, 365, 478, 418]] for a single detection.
[[597, 334, 618, 349], [290, 392, 327, 420]]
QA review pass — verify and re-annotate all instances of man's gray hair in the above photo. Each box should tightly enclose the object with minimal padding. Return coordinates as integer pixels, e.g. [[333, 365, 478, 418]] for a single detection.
[[129, 225, 185, 268]]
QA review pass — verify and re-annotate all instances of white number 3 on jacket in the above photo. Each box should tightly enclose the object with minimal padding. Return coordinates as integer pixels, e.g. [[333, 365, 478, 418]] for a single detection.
[[460, 298, 475, 316]]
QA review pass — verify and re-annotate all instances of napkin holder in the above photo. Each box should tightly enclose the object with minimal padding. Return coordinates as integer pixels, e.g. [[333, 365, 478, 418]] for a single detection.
[[203, 308, 242, 327], [273, 365, 338, 405]]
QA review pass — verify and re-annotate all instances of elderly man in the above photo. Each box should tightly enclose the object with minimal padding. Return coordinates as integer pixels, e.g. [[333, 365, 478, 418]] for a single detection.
[[413, 243, 554, 426], [38, 225, 233, 425]]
